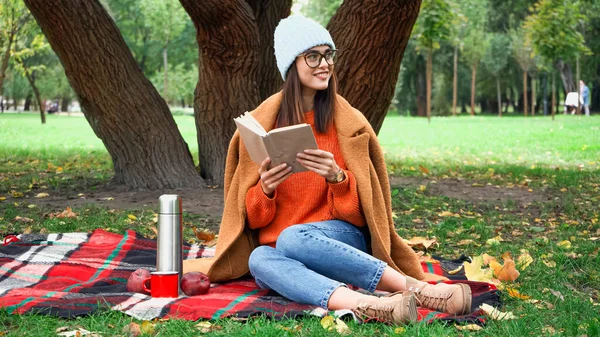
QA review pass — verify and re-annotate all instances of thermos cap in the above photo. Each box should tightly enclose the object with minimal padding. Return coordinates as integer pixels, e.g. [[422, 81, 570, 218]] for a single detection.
[[159, 194, 182, 214]]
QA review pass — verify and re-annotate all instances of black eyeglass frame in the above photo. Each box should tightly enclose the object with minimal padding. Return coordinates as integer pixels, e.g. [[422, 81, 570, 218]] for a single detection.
[[298, 49, 338, 68]]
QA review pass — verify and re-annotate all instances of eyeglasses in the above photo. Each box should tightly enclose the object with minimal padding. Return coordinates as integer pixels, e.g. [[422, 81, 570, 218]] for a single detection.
[[299, 50, 338, 68]]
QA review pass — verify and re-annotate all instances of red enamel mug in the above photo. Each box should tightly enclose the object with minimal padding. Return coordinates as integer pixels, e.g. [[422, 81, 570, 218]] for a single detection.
[[142, 271, 179, 298]]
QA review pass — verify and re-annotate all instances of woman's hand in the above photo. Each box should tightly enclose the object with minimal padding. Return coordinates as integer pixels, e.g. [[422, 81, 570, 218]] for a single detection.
[[258, 157, 292, 197], [296, 149, 341, 182]]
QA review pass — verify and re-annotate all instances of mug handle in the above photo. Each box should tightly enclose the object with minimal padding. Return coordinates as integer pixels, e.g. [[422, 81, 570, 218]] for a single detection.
[[142, 277, 151, 294]]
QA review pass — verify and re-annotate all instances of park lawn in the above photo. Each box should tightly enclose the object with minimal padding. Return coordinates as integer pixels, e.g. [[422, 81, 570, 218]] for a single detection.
[[0, 113, 599, 336]]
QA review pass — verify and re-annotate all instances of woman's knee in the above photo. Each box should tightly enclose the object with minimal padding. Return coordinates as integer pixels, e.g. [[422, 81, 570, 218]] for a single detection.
[[276, 224, 308, 255], [248, 245, 273, 273]]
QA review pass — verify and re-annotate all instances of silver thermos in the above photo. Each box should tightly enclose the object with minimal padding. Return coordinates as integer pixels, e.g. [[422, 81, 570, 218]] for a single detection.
[[157, 194, 183, 283]]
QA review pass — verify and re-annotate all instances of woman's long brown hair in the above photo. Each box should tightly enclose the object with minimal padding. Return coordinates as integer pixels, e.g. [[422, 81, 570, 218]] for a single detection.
[[276, 62, 338, 133]]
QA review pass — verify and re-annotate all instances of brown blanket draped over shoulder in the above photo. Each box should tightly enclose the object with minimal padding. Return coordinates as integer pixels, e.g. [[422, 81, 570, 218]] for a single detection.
[[183, 92, 425, 282]]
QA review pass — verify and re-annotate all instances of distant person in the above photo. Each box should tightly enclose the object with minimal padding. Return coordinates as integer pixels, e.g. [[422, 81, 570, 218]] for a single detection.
[[580, 80, 590, 116], [183, 15, 472, 324]]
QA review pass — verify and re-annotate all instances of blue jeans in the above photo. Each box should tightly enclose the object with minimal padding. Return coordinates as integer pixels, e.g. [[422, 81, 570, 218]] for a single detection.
[[248, 220, 387, 308]]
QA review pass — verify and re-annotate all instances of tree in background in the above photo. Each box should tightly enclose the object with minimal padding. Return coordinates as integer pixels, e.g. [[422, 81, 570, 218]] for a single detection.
[[12, 31, 50, 123], [23, 0, 202, 189], [462, 30, 489, 116], [482, 33, 511, 117], [448, 1, 467, 116], [139, 0, 188, 105], [0, 0, 31, 104], [413, 0, 454, 122], [459, 0, 489, 116], [524, 0, 590, 94], [510, 28, 535, 115]]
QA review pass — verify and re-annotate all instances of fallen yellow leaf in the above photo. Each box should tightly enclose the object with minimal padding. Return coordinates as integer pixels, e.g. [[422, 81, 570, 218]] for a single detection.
[[557, 240, 571, 249], [127, 214, 137, 221], [35, 192, 49, 198], [464, 255, 496, 283], [454, 324, 483, 331], [403, 236, 438, 250], [480, 303, 517, 320], [490, 252, 520, 282], [506, 287, 531, 300], [516, 250, 534, 271]]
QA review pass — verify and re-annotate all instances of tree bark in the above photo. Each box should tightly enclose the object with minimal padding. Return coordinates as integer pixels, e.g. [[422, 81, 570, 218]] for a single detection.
[[60, 97, 70, 112], [24, 0, 202, 189], [426, 49, 432, 123], [592, 63, 600, 113], [181, 0, 263, 184], [328, 0, 422, 132], [555, 59, 576, 93], [23, 69, 45, 124], [24, 93, 31, 111], [497, 76, 502, 117], [523, 70, 528, 116], [470, 63, 477, 116], [452, 45, 458, 116], [576, 56, 580, 115], [246, 0, 291, 100]]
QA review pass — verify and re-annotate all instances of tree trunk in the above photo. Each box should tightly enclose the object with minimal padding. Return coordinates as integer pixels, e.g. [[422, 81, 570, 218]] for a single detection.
[[0, 27, 15, 95], [555, 59, 576, 93], [23, 70, 45, 124], [60, 97, 70, 112], [426, 49, 432, 123], [163, 46, 169, 105], [416, 54, 426, 117], [531, 76, 536, 116], [24, 93, 31, 111], [523, 70, 528, 116], [551, 71, 556, 121], [452, 45, 458, 116], [24, 0, 202, 189], [181, 0, 266, 184], [246, 0, 290, 100], [329, 0, 422, 132], [470, 63, 477, 116], [576, 56, 580, 115], [497, 76, 502, 117], [592, 63, 600, 113]]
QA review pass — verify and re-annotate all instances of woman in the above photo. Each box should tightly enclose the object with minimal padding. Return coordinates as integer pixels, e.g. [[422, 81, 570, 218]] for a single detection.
[[183, 15, 471, 324]]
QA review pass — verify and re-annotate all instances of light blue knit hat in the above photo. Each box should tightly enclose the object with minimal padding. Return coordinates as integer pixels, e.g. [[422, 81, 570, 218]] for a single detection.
[[274, 15, 336, 80]]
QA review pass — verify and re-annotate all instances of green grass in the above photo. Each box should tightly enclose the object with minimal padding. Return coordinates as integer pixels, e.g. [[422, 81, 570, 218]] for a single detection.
[[1, 113, 599, 336]]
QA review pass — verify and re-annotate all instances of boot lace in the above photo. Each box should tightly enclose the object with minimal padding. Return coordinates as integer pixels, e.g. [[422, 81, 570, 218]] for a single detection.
[[353, 303, 395, 323], [409, 286, 449, 312]]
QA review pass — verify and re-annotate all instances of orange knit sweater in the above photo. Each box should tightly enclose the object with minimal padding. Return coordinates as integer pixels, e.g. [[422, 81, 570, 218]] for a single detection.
[[245, 111, 366, 247]]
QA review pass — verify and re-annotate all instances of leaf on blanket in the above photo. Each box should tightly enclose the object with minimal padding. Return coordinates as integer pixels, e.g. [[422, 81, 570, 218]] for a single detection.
[[50, 207, 78, 219], [490, 252, 520, 282], [480, 303, 517, 320], [415, 251, 440, 263], [193, 228, 218, 246], [463, 255, 497, 284], [403, 236, 438, 250]]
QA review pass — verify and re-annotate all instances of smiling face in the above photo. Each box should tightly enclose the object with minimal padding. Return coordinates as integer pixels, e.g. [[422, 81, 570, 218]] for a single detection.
[[295, 45, 334, 94]]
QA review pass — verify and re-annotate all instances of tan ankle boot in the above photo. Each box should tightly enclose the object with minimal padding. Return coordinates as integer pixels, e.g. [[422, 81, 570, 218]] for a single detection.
[[352, 292, 417, 324], [406, 277, 472, 315]]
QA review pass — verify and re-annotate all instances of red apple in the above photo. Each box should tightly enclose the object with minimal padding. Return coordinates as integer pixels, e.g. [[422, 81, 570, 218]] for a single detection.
[[181, 272, 210, 296], [126, 268, 151, 294]]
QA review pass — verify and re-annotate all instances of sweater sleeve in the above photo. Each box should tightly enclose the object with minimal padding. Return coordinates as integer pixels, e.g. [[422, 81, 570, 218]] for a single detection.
[[327, 170, 366, 227], [245, 182, 277, 229]]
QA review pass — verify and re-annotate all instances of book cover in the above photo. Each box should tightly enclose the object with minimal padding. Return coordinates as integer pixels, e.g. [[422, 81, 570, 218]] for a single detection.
[[234, 112, 318, 173]]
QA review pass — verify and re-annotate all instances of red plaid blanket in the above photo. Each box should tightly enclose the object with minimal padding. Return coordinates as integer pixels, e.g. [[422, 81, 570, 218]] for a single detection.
[[0, 229, 500, 323]]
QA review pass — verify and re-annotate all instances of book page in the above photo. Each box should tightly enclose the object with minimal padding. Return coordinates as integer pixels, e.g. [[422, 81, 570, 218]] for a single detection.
[[233, 113, 269, 164]]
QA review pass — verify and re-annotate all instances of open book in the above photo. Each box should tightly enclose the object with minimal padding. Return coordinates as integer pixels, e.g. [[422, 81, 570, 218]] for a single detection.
[[234, 112, 318, 173]]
